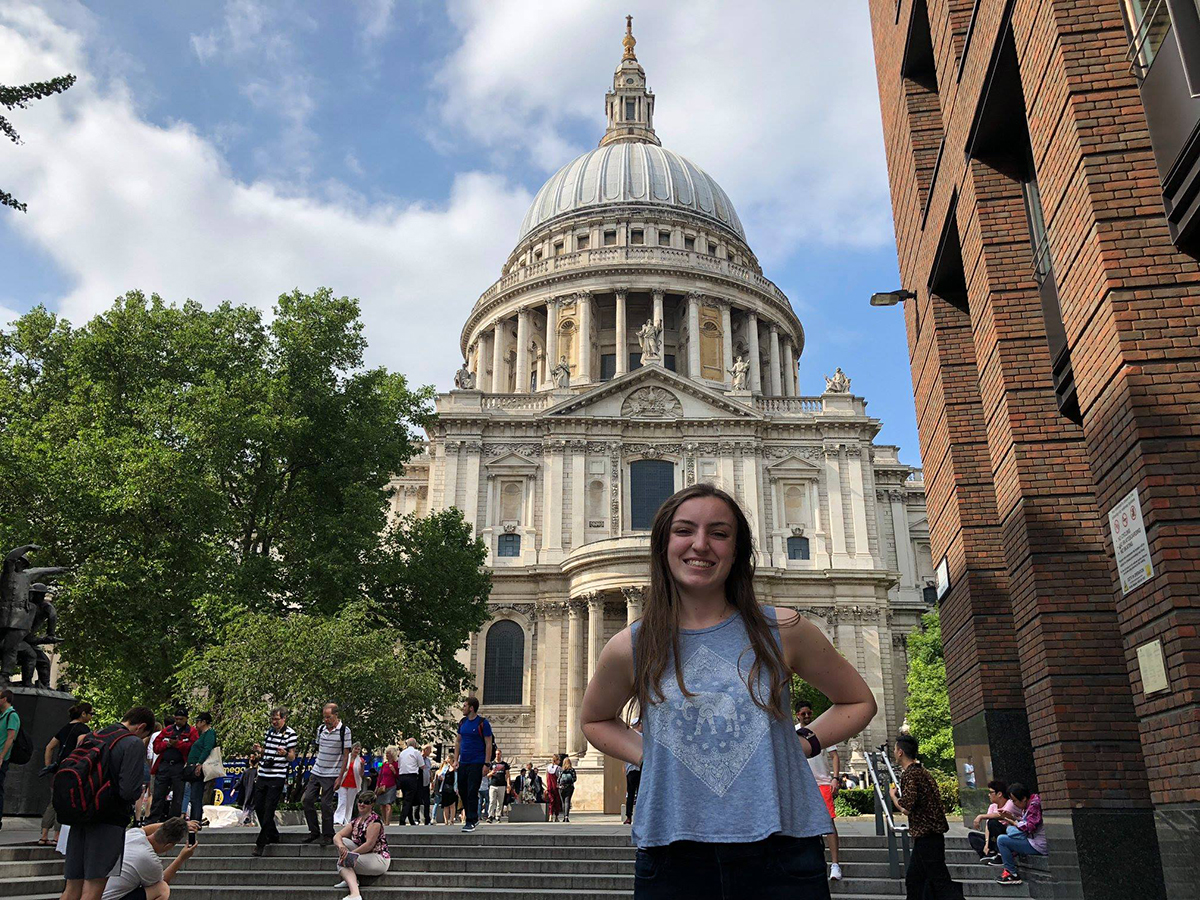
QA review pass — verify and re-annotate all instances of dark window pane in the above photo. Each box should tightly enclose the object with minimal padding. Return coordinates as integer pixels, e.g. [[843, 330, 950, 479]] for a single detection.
[[497, 533, 521, 557], [625, 99, 636, 120], [600, 354, 616, 381], [483, 620, 524, 705], [630, 459, 675, 531], [922, 586, 938, 605], [786, 536, 810, 560], [665, 354, 676, 372]]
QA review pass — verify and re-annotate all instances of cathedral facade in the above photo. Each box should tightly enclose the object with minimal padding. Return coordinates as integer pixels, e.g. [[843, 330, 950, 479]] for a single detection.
[[395, 23, 933, 812]]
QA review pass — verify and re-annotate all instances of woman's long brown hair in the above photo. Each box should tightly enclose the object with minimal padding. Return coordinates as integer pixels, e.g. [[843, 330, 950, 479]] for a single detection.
[[632, 483, 793, 720]]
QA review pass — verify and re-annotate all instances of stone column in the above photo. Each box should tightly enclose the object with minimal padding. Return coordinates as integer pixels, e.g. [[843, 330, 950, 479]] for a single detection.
[[515, 307, 530, 394], [782, 339, 796, 397], [469, 341, 481, 386], [846, 446, 871, 564], [586, 592, 604, 681], [566, 600, 585, 755], [746, 311, 762, 394], [720, 302, 734, 388], [441, 441, 460, 510], [889, 489, 918, 588], [577, 292, 594, 385], [543, 441, 565, 563], [686, 292, 702, 378], [491, 318, 507, 394], [652, 290, 664, 329], [615, 289, 628, 376], [462, 443, 482, 534], [623, 586, 643, 625], [544, 298, 560, 388], [824, 446, 849, 566], [768, 325, 782, 396]]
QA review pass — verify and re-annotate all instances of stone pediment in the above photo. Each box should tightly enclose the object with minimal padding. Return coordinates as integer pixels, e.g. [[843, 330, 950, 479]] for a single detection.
[[543, 365, 762, 421], [484, 451, 540, 474], [765, 453, 822, 478]]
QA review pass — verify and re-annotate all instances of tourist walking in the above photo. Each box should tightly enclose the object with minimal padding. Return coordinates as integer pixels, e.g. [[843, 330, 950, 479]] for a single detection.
[[889, 733, 961, 900], [419, 744, 433, 824], [452, 696, 493, 833], [375, 746, 399, 827], [397, 738, 423, 825], [303, 703, 351, 847], [478, 763, 492, 820], [58, 706, 155, 900], [797, 700, 843, 880], [487, 750, 511, 823], [39, 703, 93, 845], [546, 753, 564, 821], [235, 750, 260, 826], [335, 743, 365, 826], [149, 707, 196, 823], [252, 707, 297, 857], [436, 759, 458, 824], [580, 483, 878, 900], [333, 789, 391, 900], [184, 711, 220, 823], [559, 756, 577, 821]]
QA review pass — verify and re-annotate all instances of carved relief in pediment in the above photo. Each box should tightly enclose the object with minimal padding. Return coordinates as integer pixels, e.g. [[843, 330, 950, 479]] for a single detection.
[[621, 387, 683, 419]]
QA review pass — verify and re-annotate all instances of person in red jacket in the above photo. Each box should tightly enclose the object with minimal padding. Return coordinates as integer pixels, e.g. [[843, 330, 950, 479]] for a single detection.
[[149, 707, 197, 822]]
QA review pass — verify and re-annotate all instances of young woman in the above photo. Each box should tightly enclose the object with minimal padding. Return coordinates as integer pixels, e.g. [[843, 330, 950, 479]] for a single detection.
[[39, 703, 93, 844], [335, 743, 365, 826], [375, 746, 399, 827], [546, 754, 563, 821], [333, 790, 390, 900], [581, 484, 878, 899], [558, 756, 577, 822]]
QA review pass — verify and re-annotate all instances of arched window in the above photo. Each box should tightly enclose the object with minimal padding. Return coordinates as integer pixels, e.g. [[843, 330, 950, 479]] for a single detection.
[[587, 479, 606, 521], [630, 459, 675, 530], [786, 536, 810, 560], [483, 620, 524, 705], [784, 486, 806, 525], [497, 533, 521, 557], [500, 482, 522, 522]]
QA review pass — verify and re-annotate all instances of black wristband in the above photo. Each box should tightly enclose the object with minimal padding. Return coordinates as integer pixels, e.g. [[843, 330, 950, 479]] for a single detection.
[[795, 726, 820, 758]]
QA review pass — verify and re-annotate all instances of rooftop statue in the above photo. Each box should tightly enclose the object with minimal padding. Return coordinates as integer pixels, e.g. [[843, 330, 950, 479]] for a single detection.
[[824, 367, 851, 394], [551, 356, 572, 389], [730, 355, 750, 391], [453, 360, 476, 390], [637, 319, 662, 362]]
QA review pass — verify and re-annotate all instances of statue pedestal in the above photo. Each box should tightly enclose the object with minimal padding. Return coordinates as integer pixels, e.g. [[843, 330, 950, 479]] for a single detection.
[[5, 686, 77, 816], [728, 389, 753, 400]]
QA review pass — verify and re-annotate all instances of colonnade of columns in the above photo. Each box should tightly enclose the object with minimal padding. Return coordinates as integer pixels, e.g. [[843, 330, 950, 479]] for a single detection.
[[468, 289, 801, 396]]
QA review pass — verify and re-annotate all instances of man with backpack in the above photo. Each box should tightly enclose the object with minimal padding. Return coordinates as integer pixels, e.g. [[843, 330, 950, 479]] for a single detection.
[[0, 688, 28, 829], [57, 705, 156, 900], [302, 702, 351, 846], [452, 695, 492, 833]]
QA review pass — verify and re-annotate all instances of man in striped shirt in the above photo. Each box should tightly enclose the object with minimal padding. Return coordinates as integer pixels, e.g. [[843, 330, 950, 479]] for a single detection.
[[252, 707, 297, 857], [302, 702, 351, 846]]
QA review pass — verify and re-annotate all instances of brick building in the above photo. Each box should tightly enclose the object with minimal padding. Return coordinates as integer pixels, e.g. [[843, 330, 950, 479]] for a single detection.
[[868, 2, 1199, 898]]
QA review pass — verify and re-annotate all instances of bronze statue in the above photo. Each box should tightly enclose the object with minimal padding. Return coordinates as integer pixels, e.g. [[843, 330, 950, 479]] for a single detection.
[[1, 545, 68, 686]]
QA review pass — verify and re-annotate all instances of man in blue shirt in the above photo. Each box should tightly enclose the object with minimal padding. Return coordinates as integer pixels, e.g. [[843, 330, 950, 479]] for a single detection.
[[0, 689, 19, 829], [452, 696, 492, 833]]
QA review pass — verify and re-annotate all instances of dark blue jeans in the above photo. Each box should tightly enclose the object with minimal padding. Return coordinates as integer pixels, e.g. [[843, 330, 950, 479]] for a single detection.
[[634, 834, 830, 900]]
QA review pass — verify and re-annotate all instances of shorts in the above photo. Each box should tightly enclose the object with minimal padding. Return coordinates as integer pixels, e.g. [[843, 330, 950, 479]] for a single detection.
[[440, 791, 458, 807], [117, 888, 148, 900], [377, 787, 397, 805], [818, 784, 836, 819], [64, 822, 125, 880]]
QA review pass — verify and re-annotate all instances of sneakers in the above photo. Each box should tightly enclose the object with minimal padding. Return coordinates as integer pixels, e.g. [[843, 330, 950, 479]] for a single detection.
[[998, 869, 1023, 885], [980, 854, 1001, 865], [987, 857, 1007, 867], [563, 815, 570, 822], [319, 837, 333, 847], [829, 863, 843, 881], [251, 845, 264, 858], [462, 822, 476, 833], [302, 833, 320, 844], [334, 880, 347, 890], [487, 816, 495, 823]]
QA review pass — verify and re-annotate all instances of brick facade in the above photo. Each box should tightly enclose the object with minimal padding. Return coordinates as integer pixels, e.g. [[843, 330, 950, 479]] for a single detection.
[[870, 2, 1200, 897]]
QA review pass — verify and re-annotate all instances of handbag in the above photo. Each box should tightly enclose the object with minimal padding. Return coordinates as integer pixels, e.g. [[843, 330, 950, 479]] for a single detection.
[[201, 745, 226, 781]]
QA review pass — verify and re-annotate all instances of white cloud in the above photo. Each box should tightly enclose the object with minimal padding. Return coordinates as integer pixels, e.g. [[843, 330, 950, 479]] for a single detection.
[[437, 0, 893, 257], [1, 4, 531, 392], [352, 0, 395, 45]]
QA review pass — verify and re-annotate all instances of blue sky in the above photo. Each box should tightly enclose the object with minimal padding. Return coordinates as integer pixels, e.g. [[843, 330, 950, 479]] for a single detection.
[[1, 1, 919, 463]]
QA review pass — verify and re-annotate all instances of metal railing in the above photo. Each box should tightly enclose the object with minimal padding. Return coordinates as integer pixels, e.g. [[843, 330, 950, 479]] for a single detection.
[[1126, 0, 1172, 77], [866, 748, 911, 878]]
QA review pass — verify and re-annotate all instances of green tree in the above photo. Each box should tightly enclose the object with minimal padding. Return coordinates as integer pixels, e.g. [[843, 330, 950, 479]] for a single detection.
[[791, 674, 832, 717], [367, 508, 492, 693], [2, 75, 76, 211], [0, 289, 434, 718], [904, 609, 955, 776], [178, 605, 456, 753]]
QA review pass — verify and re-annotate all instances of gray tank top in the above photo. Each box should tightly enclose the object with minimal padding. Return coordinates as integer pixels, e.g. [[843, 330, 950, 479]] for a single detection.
[[630, 607, 832, 847]]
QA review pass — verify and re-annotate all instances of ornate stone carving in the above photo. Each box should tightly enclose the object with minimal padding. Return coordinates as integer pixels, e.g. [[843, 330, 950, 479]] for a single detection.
[[636, 318, 662, 362], [610, 445, 621, 532], [621, 586, 645, 603], [453, 360, 476, 390], [823, 367, 851, 393], [551, 355, 572, 388], [685, 456, 696, 486], [622, 387, 683, 419], [502, 523, 518, 534], [730, 354, 750, 390]]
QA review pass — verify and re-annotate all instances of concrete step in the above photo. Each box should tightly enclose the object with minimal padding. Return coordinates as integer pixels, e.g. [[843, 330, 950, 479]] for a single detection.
[[170, 869, 638, 890]]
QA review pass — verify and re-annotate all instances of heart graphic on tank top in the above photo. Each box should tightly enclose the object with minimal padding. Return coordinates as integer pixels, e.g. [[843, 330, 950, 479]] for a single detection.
[[649, 644, 771, 797]]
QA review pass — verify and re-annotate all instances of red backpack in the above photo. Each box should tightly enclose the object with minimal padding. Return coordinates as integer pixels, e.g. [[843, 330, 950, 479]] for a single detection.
[[53, 725, 142, 825]]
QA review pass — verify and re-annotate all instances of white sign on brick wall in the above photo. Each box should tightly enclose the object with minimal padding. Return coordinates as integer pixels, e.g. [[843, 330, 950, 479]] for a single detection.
[[1108, 487, 1153, 595]]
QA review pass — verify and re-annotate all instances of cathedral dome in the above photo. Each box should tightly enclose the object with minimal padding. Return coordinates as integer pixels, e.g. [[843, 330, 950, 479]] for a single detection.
[[518, 142, 745, 241]]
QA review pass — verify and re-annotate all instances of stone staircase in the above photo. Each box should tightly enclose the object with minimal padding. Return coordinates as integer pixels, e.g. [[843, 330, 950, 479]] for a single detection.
[[2, 828, 1031, 899]]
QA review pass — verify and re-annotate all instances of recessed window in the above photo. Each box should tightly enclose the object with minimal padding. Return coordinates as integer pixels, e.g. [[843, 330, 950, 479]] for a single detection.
[[684, 236, 696, 251], [576, 234, 589, 250], [534, 248, 543, 261], [664, 354, 676, 372], [604, 231, 617, 246], [786, 536, 811, 560], [625, 99, 636, 120], [922, 586, 938, 605], [630, 459, 675, 531], [497, 533, 521, 557], [631, 229, 644, 245], [553, 242, 564, 256], [659, 230, 671, 246], [600, 353, 616, 380], [483, 620, 524, 705]]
